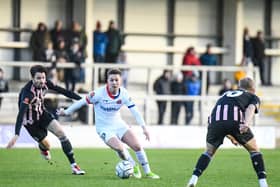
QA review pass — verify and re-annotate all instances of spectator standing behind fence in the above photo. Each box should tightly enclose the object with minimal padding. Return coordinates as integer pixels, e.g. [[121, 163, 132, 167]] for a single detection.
[[170, 72, 185, 125], [93, 21, 108, 83], [65, 42, 84, 92], [105, 20, 123, 79], [199, 44, 217, 94], [182, 47, 201, 80], [242, 27, 254, 66], [50, 20, 66, 50], [252, 31, 267, 86], [184, 72, 201, 125], [153, 70, 172, 125], [0, 68, 9, 109], [67, 21, 88, 58], [30, 22, 51, 61], [55, 40, 69, 81], [218, 78, 233, 96], [43, 41, 56, 62]]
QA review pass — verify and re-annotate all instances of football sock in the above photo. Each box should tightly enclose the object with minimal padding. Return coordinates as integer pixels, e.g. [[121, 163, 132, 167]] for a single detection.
[[250, 152, 267, 179], [38, 143, 49, 151], [136, 149, 151, 174], [188, 175, 198, 186], [60, 136, 75, 164], [258, 178, 268, 187], [193, 152, 212, 177]]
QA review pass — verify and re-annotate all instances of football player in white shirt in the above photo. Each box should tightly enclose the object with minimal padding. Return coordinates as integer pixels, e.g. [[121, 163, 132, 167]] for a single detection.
[[57, 68, 160, 179]]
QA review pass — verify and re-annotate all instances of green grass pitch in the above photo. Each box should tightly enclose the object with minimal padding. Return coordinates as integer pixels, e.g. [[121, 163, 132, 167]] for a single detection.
[[1, 148, 279, 187]]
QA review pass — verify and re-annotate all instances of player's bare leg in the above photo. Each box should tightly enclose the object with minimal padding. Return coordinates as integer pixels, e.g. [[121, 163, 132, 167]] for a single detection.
[[106, 136, 142, 178], [243, 138, 268, 187], [48, 120, 85, 175], [39, 138, 51, 160], [122, 129, 160, 179]]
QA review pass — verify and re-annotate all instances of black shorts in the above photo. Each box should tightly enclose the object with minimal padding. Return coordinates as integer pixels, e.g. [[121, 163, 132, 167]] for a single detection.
[[206, 121, 254, 148], [24, 111, 54, 142]]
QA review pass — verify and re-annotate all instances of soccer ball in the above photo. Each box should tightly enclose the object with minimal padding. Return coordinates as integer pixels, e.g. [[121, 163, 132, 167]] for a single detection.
[[115, 160, 134, 179]]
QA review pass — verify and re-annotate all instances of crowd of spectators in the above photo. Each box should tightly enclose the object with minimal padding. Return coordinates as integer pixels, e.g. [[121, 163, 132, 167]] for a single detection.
[[2, 20, 269, 125], [29, 19, 124, 89], [93, 20, 123, 82], [29, 20, 87, 91], [153, 44, 218, 125]]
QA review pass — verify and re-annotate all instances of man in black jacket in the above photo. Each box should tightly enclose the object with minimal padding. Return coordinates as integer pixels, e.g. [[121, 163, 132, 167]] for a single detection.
[[252, 31, 266, 85]]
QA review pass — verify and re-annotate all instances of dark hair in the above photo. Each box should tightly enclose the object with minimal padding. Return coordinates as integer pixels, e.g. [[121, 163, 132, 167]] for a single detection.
[[0, 68, 3, 73], [107, 68, 122, 79], [30, 65, 48, 78], [186, 47, 194, 54], [206, 43, 212, 49]]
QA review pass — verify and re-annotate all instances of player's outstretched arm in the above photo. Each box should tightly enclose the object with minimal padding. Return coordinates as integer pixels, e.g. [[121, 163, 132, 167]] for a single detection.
[[47, 80, 81, 100], [6, 135, 19, 149], [7, 103, 28, 148], [57, 98, 87, 116]]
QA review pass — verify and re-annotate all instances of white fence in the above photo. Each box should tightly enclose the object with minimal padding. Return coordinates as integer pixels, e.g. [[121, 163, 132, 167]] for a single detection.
[[0, 61, 267, 126]]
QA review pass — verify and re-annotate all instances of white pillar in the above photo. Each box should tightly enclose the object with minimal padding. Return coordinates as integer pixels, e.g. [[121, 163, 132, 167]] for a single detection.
[[222, 0, 244, 79], [84, 0, 94, 90], [85, 0, 95, 125]]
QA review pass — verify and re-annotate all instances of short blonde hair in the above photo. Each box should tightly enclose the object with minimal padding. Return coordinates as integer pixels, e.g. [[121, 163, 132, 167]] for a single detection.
[[238, 77, 255, 91]]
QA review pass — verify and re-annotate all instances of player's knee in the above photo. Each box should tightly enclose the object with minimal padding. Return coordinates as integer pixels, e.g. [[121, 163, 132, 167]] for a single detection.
[[56, 131, 66, 139], [114, 146, 125, 153]]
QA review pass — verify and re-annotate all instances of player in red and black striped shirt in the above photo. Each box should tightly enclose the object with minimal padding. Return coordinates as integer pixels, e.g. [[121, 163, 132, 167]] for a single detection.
[[186, 77, 269, 187]]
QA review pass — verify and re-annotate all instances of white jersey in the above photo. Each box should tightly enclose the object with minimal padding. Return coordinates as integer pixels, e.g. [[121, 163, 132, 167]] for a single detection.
[[85, 85, 145, 130]]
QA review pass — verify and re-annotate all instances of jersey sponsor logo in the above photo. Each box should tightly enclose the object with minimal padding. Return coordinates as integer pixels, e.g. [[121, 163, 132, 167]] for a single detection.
[[100, 105, 120, 112]]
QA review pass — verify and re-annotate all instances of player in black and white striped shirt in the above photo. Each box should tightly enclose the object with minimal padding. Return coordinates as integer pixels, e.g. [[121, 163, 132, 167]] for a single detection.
[[186, 77, 269, 187], [6, 65, 85, 175]]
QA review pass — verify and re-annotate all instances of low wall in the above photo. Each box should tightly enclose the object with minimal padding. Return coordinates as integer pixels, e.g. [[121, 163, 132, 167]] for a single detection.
[[0, 125, 276, 149]]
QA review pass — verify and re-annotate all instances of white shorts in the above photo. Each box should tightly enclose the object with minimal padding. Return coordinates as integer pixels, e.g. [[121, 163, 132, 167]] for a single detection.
[[97, 125, 130, 143]]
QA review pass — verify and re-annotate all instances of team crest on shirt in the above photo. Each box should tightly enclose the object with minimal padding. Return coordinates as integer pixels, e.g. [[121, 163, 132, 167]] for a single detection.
[[116, 99, 122, 104]]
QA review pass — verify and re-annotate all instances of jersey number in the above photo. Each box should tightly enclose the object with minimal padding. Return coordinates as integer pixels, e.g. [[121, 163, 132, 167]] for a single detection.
[[226, 90, 243, 97]]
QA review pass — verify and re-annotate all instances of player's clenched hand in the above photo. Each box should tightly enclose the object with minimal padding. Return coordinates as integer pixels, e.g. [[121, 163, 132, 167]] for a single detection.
[[56, 108, 66, 116], [226, 135, 239, 146], [142, 126, 150, 141], [6, 135, 19, 149], [239, 123, 249, 134]]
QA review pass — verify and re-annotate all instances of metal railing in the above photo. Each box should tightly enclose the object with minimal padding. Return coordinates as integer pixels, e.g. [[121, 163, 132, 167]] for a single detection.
[[0, 61, 260, 126]]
